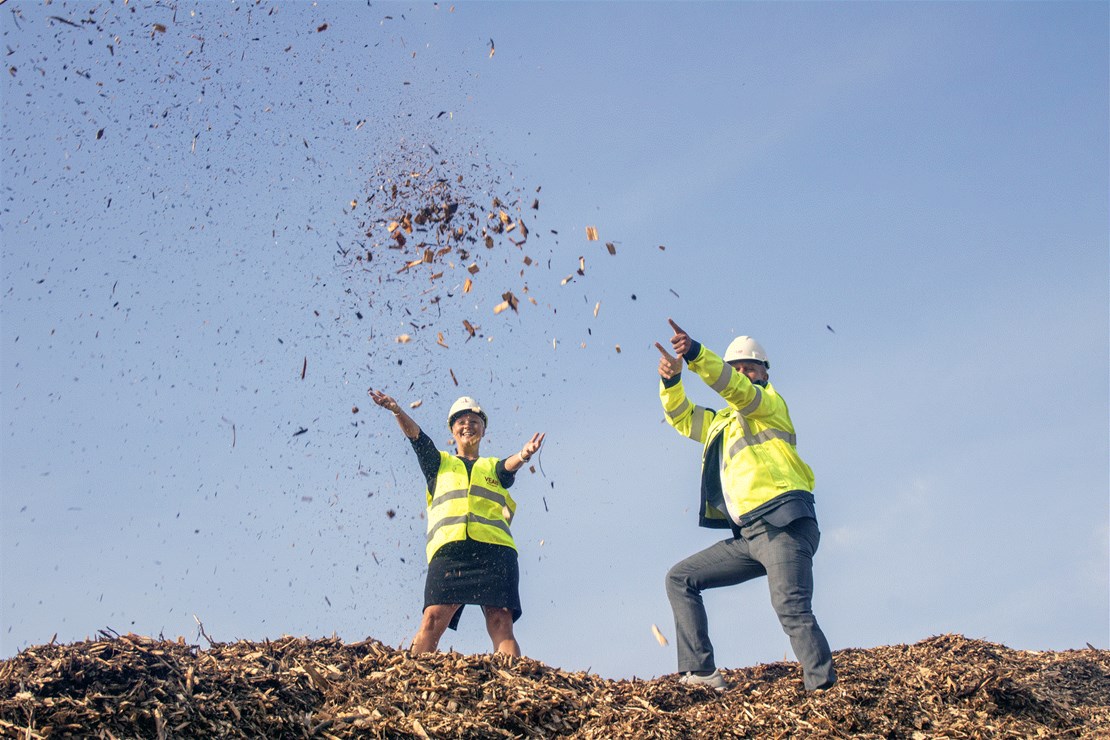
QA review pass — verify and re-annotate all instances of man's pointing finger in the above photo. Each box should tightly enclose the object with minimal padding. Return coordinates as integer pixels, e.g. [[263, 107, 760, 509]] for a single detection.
[[667, 318, 685, 336], [655, 342, 675, 359]]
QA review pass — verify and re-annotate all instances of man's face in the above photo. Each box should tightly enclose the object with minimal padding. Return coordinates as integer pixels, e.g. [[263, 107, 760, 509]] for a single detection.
[[451, 412, 485, 441], [729, 360, 769, 386]]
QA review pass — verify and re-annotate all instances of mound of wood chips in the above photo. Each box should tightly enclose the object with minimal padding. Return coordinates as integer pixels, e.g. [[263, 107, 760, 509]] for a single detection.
[[2, 633, 1107, 738]]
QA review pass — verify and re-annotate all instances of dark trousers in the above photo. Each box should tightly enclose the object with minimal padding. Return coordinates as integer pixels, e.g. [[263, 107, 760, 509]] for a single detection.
[[665, 516, 836, 691]]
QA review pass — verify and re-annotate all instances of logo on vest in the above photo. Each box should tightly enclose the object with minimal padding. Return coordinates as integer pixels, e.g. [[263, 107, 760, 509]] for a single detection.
[[483, 475, 499, 488]]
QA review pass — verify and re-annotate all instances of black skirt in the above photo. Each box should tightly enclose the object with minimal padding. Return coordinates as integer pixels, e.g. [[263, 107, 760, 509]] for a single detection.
[[424, 538, 521, 631]]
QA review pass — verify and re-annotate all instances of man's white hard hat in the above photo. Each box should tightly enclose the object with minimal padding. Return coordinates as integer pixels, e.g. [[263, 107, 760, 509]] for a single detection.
[[448, 396, 488, 429], [723, 336, 770, 368]]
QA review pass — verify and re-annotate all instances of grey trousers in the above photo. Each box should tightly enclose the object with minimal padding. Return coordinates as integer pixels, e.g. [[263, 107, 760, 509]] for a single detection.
[[664, 516, 836, 691]]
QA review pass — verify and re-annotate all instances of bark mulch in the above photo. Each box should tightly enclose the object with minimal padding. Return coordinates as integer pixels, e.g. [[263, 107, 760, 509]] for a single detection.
[[2, 632, 1107, 738]]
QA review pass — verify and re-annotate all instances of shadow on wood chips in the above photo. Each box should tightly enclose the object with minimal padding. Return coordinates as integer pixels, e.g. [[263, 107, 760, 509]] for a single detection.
[[2, 633, 1108, 738]]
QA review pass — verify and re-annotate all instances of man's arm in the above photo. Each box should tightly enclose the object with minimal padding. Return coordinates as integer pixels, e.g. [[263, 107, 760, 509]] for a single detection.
[[656, 342, 713, 443], [667, 319, 782, 419]]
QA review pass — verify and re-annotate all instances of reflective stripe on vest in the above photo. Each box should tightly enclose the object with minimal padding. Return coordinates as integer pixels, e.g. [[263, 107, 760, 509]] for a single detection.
[[665, 398, 690, 420], [727, 428, 797, 459], [709, 364, 731, 393], [425, 455, 516, 561], [689, 409, 706, 442], [739, 386, 762, 415]]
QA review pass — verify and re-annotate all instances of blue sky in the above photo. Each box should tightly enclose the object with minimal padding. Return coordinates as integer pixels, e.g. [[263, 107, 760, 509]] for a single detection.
[[2, 2, 1107, 679]]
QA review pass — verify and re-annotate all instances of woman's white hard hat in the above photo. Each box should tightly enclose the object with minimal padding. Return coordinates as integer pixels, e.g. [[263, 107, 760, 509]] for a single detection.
[[448, 396, 488, 429], [723, 336, 770, 368]]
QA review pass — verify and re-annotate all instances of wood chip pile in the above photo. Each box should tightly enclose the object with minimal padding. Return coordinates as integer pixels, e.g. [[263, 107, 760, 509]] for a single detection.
[[2, 633, 1107, 738]]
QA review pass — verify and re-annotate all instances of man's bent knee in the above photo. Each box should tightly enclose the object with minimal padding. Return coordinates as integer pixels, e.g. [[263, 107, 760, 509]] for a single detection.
[[665, 564, 695, 598]]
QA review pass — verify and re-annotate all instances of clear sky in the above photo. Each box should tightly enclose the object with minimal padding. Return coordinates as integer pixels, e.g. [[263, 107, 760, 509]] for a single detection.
[[2, 1, 1107, 680]]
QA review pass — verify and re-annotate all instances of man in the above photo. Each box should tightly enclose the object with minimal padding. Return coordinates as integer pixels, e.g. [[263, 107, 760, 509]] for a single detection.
[[655, 318, 835, 692]]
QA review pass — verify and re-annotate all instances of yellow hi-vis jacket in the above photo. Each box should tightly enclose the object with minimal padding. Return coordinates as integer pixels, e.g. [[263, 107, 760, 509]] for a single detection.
[[425, 454, 517, 562], [660, 343, 815, 528]]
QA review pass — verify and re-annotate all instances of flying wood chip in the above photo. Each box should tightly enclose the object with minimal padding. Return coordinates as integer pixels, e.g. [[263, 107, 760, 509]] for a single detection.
[[652, 624, 669, 646], [449, 368, 458, 386], [152, 23, 167, 33], [396, 334, 412, 344], [462, 320, 476, 338], [409, 400, 423, 409], [300, 357, 307, 380], [317, 23, 328, 32], [501, 291, 519, 312], [585, 226, 599, 241], [467, 263, 480, 275], [463, 278, 473, 293], [593, 302, 600, 318], [606, 242, 617, 256], [493, 301, 509, 315], [488, 38, 495, 58], [436, 332, 448, 349]]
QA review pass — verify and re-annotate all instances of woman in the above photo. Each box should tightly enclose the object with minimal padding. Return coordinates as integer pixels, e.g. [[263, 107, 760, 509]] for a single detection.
[[369, 390, 545, 656]]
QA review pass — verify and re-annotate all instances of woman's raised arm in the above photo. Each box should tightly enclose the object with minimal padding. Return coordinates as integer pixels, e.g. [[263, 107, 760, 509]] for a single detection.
[[504, 432, 545, 473], [368, 389, 421, 440]]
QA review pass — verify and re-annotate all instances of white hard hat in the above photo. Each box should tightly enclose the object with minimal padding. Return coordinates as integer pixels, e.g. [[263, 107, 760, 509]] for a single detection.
[[723, 336, 770, 368], [447, 396, 488, 429]]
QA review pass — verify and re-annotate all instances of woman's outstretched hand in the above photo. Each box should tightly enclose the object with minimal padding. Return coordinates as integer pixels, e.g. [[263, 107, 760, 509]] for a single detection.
[[368, 389, 401, 414], [519, 432, 545, 461], [369, 389, 420, 439]]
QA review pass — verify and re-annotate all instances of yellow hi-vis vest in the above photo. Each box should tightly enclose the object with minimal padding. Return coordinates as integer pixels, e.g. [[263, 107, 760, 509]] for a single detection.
[[425, 454, 517, 562], [660, 343, 815, 526]]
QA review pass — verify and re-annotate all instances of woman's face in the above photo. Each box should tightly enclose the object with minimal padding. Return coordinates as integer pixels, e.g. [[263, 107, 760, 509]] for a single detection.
[[451, 412, 485, 444]]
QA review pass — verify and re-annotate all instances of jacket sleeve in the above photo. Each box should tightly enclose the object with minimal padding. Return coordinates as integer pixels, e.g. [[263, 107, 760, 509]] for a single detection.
[[687, 344, 785, 420], [660, 376, 715, 444]]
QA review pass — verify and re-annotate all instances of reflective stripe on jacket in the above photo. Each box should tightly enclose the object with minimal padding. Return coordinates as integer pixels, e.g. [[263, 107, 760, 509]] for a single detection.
[[425, 454, 517, 562], [660, 343, 815, 527]]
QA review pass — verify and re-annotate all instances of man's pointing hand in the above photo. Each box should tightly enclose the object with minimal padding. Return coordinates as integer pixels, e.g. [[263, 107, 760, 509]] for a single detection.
[[668, 318, 692, 358]]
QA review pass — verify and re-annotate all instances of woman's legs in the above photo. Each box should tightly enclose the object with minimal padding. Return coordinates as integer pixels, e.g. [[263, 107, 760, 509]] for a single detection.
[[411, 603, 461, 653], [482, 606, 520, 656]]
